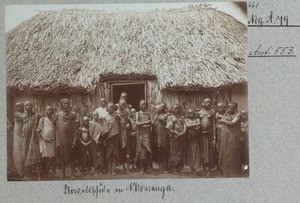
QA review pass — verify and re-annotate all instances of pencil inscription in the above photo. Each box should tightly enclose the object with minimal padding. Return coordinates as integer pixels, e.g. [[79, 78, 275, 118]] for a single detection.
[[249, 45, 295, 57], [63, 182, 175, 199]]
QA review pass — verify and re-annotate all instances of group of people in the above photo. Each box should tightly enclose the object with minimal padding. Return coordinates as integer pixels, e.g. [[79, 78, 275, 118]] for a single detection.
[[11, 91, 248, 180]]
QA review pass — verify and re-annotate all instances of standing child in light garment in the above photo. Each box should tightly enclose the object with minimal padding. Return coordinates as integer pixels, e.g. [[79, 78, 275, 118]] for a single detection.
[[36, 106, 56, 179], [135, 100, 154, 175], [89, 111, 108, 176], [105, 102, 120, 176], [95, 98, 108, 118], [77, 117, 93, 174], [185, 108, 201, 176]]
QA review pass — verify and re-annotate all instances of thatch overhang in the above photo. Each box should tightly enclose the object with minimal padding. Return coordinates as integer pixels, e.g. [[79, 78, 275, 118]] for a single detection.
[[163, 82, 247, 92], [6, 6, 247, 93]]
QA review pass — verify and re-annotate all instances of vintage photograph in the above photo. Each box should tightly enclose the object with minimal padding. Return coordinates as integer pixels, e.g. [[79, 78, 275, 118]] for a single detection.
[[6, 2, 248, 181]]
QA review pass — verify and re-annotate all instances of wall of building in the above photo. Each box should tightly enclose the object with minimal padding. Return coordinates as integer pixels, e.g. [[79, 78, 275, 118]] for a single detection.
[[146, 80, 235, 116], [231, 85, 248, 112], [7, 91, 94, 123], [7, 81, 248, 122]]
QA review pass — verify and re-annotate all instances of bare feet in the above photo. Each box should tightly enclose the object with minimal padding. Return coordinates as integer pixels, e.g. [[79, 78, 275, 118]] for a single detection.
[[191, 169, 196, 176], [147, 169, 157, 175], [173, 169, 182, 175], [206, 171, 211, 178], [23, 176, 31, 181], [59, 175, 66, 180]]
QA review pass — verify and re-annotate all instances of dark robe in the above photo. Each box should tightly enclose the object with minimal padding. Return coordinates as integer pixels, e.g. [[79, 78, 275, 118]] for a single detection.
[[22, 112, 41, 167], [214, 112, 225, 162], [153, 113, 170, 162], [55, 110, 76, 166], [116, 109, 130, 162], [241, 121, 249, 166], [128, 118, 137, 159], [89, 119, 108, 169], [219, 113, 242, 177], [199, 109, 214, 167], [105, 113, 120, 160], [77, 127, 92, 169], [166, 114, 186, 167], [136, 111, 152, 160], [185, 118, 201, 169]]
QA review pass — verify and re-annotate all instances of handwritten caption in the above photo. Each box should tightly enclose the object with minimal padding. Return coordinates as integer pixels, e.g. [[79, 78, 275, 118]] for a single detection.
[[248, 45, 296, 57], [63, 182, 175, 199], [248, 1, 289, 28], [247, 1, 297, 57]]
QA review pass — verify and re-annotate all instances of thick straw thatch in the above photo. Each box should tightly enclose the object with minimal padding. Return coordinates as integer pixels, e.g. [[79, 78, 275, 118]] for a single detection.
[[6, 5, 247, 93]]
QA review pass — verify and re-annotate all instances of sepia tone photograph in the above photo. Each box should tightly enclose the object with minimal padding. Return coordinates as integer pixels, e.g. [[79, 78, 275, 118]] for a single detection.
[[6, 2, 248, 181]]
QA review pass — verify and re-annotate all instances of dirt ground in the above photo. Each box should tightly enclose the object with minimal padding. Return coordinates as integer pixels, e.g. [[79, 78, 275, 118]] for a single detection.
[[8, 163, 241, 181]]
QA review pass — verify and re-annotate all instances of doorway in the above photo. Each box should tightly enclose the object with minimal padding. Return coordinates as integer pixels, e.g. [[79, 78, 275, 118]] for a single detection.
[[111, 82, 146, 110]]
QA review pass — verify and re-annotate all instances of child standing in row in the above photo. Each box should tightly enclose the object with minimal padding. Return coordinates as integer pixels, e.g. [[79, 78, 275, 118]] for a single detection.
[[212, 102, 226, 171], [135, 100, 154, 174], [116, 99, 131, 174], [55, 98, 77, 180], [89, 111, 108, 175], [199, 98, 214, 177], [166, 104, 186, 175], [105, 102, 120, 176], [128, 108, 137, 172], [77, 117, 92, 174], [185, 108, 201, 175], [13, 103, 25, 178], [153, 104, 170, 174], [36, 106, 56, 179]]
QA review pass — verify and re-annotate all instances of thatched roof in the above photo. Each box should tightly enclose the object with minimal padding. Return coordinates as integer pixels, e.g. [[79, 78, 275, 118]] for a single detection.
[[6, 5, 247, 93]]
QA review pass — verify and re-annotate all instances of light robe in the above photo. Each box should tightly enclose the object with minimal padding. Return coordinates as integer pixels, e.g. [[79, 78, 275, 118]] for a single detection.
[[37, 117, 56, 158], [13, 112, 25, 176]]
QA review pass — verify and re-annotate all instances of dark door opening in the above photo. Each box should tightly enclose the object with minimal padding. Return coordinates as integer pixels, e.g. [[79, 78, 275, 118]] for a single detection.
[[112, 83, 146, 110]]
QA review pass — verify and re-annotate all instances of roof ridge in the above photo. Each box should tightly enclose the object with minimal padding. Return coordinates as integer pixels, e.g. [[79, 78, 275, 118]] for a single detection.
[[34, 4, 216, 16]]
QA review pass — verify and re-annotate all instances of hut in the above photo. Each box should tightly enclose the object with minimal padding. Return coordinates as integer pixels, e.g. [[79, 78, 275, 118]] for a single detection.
[[6, 5, 247, 122]]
